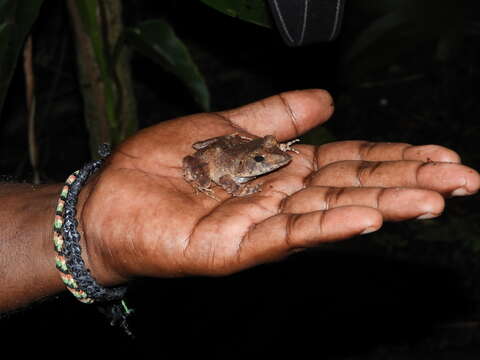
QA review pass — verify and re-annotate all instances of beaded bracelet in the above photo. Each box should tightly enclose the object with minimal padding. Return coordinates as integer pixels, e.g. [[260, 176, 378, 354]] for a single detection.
[[53, 144, 133, 335]]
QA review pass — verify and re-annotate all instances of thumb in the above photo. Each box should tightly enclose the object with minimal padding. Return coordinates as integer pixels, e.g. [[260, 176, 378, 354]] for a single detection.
[[219, 89, 334, 141]]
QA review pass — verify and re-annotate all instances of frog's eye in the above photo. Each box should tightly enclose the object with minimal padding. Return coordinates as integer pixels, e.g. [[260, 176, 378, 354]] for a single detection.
[[254, 155, 265, 162]]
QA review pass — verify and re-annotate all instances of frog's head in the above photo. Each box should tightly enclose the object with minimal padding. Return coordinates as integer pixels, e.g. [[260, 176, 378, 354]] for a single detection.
[[233, 135, 293, 182]]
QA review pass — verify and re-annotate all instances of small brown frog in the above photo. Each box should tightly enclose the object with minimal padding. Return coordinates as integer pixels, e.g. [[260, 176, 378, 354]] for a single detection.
[[182, 134, 299, 199]]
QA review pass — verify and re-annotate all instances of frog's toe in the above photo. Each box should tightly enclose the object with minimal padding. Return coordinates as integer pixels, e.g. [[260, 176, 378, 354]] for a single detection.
[[279, 139, 300, 153]]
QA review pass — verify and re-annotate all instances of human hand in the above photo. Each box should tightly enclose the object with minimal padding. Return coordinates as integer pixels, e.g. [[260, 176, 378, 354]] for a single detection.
[[77, 89, 480, 286]]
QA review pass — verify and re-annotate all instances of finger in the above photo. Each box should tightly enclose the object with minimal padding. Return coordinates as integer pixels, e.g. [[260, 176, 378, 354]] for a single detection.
[[237, 207, 382, 267], [219, 89, 334, 141], [308, 160, 480, 197], [309, 141, 461, 167], [282, 186, 445, 221]]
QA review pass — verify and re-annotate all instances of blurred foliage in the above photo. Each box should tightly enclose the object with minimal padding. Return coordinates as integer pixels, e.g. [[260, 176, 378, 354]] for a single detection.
[[200, 0, 272, 28], [301, 125, 336, 146], [0, 0, 43, 116], [0, 0, 209, 157], [125, 19, 210, 111], [69, 0, 129, 154], [340, 0, 469, 86]]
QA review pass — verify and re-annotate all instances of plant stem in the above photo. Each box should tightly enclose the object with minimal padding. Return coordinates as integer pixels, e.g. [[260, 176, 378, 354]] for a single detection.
[[23, 35, 40, 184]]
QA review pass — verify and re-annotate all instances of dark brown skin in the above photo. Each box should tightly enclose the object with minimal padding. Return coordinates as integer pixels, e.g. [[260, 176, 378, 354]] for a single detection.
[[1, 89, 479, 312]]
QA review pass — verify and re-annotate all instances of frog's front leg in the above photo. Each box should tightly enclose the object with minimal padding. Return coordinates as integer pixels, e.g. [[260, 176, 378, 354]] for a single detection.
[[279, 139, 300, 153], [218, 174, 261, 197]]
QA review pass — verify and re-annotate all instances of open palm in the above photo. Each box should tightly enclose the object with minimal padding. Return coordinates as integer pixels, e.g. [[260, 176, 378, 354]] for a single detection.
[[78, 90, 480, 286]]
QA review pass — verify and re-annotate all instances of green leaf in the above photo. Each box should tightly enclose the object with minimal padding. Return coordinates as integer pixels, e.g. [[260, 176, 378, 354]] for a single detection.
[[200, 0, 272, 28], [74, 0, 117, 130], [0, 0, 44, 118], [125, 19, 210, 111]]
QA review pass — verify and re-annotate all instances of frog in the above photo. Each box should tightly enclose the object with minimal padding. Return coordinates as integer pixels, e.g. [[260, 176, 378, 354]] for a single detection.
[[182, 134, 299, 200]]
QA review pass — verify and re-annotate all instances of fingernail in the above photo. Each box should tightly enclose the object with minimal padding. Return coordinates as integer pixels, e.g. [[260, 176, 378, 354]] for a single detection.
[[451, 187, 468, 196], [361, 226, 378, 235], [416, 212, 438, 220]]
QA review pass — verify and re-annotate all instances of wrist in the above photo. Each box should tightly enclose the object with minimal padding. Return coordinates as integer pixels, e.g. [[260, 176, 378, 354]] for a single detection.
[[54, 152, 129, 303], [52, 156, 133, 332], [76, 176, 129, 288]]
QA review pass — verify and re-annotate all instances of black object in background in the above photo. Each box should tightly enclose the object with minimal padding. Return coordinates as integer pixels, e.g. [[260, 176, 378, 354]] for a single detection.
[[268, 0, 345, 46]]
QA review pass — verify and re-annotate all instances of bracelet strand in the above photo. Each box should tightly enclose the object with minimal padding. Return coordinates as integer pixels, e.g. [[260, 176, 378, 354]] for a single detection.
[[53, 144, 133, 335]]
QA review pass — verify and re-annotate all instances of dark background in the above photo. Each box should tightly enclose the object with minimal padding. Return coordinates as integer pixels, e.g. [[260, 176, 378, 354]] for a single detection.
[[1, 1, 479, 358]]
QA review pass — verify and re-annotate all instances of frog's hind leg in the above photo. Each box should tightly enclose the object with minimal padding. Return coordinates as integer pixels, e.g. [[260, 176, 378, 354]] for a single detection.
[[233, 133, 254, 142], [183, 156, 220, 201], [192, 137, 223, 150]]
